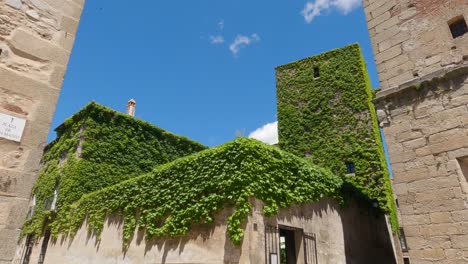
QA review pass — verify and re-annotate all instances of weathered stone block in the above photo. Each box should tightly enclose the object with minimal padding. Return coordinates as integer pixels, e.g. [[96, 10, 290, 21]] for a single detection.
[[403, 225, 420, 236], [399, 204, 415, 215], [402, 137, 427, 150], [415, 188, 458, 203], [428, 129, 465, 144], [402, 214, 430, 226], [389, 150, 415, 164], [61, 1, 83, 20], [375, 45, 402, 63], [452, 210, 468, 222], [9, 29, 70, 66], [430, 212, 452, 224], [414, 199, 466, 214], [429, 135, 468, 155], [393, 182, 408, 195], [370, 0, 397, 19], [5, 0, 22, 9], [49, 65, 66, 88], [410, 248, 445, 261], [394, 166, 430, 183], [0, 169, 36, 199], [6, 198, 28, 228], [452, 235, 468, 249], [396, 129, 424, 142], [368, 11, 391, 30], [407, 175, 460, 193]]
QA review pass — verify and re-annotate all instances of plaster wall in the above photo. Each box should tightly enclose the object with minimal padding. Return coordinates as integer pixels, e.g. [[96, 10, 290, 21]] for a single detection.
[[24, 198, 395, 264], [0, 0, 84, 262]]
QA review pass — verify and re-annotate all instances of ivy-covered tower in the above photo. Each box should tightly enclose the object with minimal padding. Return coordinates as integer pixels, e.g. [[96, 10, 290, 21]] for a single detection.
[[276, 44, 396, 225]]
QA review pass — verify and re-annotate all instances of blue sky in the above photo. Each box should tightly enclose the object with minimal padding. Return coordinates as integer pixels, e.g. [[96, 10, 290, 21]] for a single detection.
[[50, 0, 380, 147]]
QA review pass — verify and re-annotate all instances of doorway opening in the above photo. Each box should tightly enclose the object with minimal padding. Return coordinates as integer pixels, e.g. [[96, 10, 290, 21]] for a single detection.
[[279, 226, 301, 264]]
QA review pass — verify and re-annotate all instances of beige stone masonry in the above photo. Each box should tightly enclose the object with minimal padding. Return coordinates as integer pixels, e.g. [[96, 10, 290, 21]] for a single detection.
[[0, 0, 85, 262], [365, 0, 468, 90], [377, 79, 468, 262]]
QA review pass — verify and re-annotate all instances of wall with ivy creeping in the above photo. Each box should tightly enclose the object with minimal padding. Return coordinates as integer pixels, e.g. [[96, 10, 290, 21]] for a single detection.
[[22, 102, 207, 238], [275, 44, 398, 231], [48, 138, 344, 246]]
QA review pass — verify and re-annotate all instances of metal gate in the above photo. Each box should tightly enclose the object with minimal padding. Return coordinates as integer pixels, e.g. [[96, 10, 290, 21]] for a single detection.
[[265, 225, 279, 264], [303, 232, 318, 264]]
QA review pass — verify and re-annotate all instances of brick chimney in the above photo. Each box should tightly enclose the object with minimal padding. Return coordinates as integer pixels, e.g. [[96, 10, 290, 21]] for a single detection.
[[126, 99, 136, 117]]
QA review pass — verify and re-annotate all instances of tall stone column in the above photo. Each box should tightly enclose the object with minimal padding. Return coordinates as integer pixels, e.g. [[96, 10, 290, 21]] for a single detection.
[[0, 0, 85, 262]]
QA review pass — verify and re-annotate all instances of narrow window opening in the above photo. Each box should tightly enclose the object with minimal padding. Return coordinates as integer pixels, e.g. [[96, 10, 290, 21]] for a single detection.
[[449, 16, 468, 39], [395, 198, 399, 208], [345, 162, 356, 174], [50, 189, 58, 211], [403, 257, 411, 264], [400, 228, 409, 252], [313, 67, 320, 79], [0, 49, 3, 56], [279, 227, 301, 264], [38, 230, 51, 264], [457, 156, 468, 183], [26, 194, 36, 220]]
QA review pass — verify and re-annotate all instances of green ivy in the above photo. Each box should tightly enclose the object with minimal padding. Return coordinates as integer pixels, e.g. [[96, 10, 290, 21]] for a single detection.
[[275, 44, 398, 232], [22, 102, 207, 238], [22, 44, 399, 245], [48, 138, 343, 246]]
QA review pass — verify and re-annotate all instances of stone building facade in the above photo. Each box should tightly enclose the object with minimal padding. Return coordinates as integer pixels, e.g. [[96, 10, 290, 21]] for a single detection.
[[0, 0, 84, 263], [364, 0, 468, 263]]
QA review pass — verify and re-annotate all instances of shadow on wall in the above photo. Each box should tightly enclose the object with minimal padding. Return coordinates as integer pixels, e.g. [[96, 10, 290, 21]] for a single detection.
[[276, 198, 396, 264], [49, 208, 244, 264], [341, 201, 396, 264]]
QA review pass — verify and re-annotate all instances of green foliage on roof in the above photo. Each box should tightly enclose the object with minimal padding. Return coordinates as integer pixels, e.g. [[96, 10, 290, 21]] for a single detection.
[[22, 102, 207, 238], [46, 138, 343, 246], [276, 44, 398, 232]]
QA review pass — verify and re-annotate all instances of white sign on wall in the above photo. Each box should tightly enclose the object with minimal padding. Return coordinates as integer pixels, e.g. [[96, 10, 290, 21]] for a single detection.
[[0, 112, 26, 142]]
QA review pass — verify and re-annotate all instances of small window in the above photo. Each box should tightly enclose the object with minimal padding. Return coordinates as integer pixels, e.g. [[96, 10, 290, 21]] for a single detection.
[[400, 228, 409, 252], [449, 17, 468, 39], [345, 162, 355, 174], [403, 257, 411, 264], [313, 67, 320, 78], [50, 189, 58, 211]]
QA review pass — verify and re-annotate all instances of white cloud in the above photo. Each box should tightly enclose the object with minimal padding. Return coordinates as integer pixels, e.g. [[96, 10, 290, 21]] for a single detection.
[[248, 121, 278, 145], [218, 19, 225, 30], [301, 0, 361, 23], [229, 33, 260, 56], [210, 35, 225, 44]]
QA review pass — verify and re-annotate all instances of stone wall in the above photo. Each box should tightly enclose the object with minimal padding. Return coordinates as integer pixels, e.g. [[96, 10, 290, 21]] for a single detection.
[[20, 198, 396, 264], [365, 0, 468, 262], [0, 0, 84, 262], [364, 0, 468, 90], [375, 70, 468, 263]]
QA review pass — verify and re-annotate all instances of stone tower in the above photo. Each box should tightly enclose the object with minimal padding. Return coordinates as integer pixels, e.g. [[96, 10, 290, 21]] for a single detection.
[[275, 44, 398, 250], [364, 0, 468, 263], [0, 0, 85, 262]]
